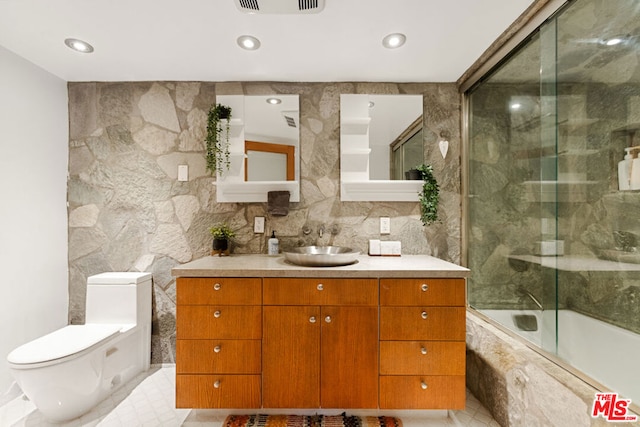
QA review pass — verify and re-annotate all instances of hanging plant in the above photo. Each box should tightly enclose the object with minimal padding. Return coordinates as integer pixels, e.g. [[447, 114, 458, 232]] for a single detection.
[[416, 163, 440, 226], [205, 103, 232, 175]]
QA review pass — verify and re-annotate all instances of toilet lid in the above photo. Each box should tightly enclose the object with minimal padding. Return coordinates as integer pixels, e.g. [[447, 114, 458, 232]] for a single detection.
[[7, 324, 121, 365]]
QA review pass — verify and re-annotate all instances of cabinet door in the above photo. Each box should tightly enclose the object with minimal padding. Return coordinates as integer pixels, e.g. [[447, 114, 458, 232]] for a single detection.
[[262, 306, 320, 408], [321, 306, 378, 409]]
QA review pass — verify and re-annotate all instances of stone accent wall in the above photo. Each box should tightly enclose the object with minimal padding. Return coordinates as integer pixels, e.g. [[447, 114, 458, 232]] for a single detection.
[[67, 81, 461, 363]]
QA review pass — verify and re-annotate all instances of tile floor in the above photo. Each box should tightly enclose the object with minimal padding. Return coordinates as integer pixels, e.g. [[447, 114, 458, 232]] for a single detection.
[[0, 366, 500, 427]]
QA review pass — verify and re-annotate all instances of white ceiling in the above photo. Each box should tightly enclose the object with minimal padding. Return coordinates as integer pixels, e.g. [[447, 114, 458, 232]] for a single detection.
[[0, 0, 535, 83]]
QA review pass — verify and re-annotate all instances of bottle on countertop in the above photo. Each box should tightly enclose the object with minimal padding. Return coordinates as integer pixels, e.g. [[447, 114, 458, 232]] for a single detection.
[[268, 231, 279, 256], [618, 147, 633, 190]]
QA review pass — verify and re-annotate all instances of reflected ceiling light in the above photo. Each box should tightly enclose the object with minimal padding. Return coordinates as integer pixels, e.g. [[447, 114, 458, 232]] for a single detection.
[[64, 38, 94, 53], [601, 35, 629, 46], [237, 35, 261, 50], [604, 37, 623, 46], [510, 102, 522, 110], [266, 97, 281, 105], [382, 33, 406, 49]]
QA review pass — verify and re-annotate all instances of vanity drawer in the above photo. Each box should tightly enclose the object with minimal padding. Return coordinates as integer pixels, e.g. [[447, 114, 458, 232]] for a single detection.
[[379, 341, 465, 375], [176, 339, 261, 374], [263, 278, 377, 306], [176, 374, 261, 408], [177, 277, 261, 305], [379, 375, 465, 409], [380, 307, 465, 341], [380, 278, 465, 306], [177, 306, 261, 339]]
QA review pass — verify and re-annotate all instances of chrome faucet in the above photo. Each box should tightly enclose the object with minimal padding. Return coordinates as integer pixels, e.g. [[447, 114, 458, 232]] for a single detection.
[[318, 225, 325, 238]]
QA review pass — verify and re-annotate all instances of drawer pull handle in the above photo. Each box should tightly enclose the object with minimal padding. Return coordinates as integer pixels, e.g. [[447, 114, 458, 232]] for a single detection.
[[309, 316, 317, 323], [317, 283, 324, 291], [324, 315, 332, 323], [421, 283, 429, 292], [214, 380, 221, 389], [421, 347, 427, 355], [421, 381, 428, 390], [214, 345, 221, 353], [214, 310, 221, 318], [421, 311, 428, 320], [213, 283, 221, 291]]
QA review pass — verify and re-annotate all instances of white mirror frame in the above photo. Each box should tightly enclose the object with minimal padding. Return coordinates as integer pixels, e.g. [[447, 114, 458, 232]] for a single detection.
[[215, 95, 300, 203], [340, 94, 422, 201]]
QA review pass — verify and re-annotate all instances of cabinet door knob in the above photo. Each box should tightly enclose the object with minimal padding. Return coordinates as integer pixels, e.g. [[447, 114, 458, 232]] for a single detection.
[[421, 381, 428, 390], [213, 380, 221, 389], [214, 345, 221, 353], [213, 283, 222, 291], [421, 311, 428, 320], [309, 316, 317, 323], [324, 315, 332, 323], [213, 310, 221, 318], [421, 347, 427, 355], [317, 283, 324, 291], [421, 283, 429, 292]]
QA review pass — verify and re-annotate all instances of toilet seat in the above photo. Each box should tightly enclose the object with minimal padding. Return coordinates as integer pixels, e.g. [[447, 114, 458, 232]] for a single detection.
[[7, 324, 124, 368]]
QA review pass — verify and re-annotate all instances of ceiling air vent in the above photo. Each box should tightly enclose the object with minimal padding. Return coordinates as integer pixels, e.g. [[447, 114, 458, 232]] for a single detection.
[[282, 112, 298, 128], [233, 0, 325, 14]]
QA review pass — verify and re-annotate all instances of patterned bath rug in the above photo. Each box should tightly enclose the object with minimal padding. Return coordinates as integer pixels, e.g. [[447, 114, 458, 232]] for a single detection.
[[223, 413, 402, 427]]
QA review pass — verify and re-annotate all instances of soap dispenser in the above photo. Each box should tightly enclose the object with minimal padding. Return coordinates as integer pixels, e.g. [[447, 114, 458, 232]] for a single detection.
[[268, 231, 279, 256], [618, 148, 633, 190]]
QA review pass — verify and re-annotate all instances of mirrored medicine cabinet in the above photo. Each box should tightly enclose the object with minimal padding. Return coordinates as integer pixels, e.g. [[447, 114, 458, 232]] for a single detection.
[[340, 94, 424, 201], [216, 94, 300, 203]]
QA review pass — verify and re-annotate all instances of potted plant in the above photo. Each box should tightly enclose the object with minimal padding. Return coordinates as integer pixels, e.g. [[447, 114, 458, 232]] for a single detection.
[[416, 164, 439, 226], [205, 103, 233, 175], [209, 222, 235, 256]]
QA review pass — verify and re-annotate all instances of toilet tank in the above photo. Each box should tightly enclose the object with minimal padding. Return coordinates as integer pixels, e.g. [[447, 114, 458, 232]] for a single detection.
[[85, 272, 152, 325]]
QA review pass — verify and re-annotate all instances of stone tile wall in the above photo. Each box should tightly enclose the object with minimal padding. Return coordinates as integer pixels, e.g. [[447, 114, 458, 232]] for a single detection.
[[67, 81, 461, 363]]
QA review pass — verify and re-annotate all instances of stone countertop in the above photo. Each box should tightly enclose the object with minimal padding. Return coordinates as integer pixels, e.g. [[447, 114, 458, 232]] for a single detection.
[[171, 254, 470, 278]]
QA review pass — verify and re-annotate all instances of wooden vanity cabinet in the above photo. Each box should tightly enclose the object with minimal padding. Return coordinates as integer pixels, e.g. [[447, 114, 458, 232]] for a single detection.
[[262, 278, 379, 409], [175, 277, 262, 408], [379, 278, 466, 410]]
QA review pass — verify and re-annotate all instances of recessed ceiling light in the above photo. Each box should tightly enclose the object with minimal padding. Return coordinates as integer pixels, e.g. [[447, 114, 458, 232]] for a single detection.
[[64, 38, 94, 53], [266, 97, 281, 105], [382, 33, 406, 49], [237, 35, 261, 51], [510, 102, 522, 110]]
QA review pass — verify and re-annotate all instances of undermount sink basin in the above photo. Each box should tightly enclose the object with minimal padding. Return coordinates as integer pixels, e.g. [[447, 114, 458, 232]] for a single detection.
[[283, 246, 360, 267]]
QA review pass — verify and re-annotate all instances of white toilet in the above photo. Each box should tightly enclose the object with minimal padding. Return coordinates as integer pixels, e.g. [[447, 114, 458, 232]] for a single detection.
[[6, 272, 152, 422]]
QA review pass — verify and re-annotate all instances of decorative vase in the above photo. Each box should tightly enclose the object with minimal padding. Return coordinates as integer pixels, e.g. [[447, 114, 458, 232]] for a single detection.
[[211, 238, 230, 256]]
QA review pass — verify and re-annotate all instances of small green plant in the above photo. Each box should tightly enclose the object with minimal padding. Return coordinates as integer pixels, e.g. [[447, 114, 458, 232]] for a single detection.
[[209, 222, 235, 240], [205, 103, 232, 175], [416, 164, 439, 226]]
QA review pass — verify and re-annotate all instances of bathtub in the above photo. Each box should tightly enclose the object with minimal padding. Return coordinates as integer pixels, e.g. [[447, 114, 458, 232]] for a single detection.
[[480, 309, 640, 406]]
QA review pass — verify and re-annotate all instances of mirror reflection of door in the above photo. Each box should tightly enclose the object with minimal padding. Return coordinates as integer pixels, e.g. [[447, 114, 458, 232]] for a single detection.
[[244, 95, 299, 182], [390, 117, 423, 180], [245, 141, 295, 181]]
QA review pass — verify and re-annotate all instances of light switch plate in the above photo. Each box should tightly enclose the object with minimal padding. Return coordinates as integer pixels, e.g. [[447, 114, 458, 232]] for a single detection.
[[380, 217, 391, 234], [254, 216, 265, 233], [177, 165, 189, 182]]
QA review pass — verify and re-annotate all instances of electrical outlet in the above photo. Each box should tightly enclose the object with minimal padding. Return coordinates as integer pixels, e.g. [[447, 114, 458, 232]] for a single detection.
[[380, 217, 391, 234], [254, 216, 265, 233]]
